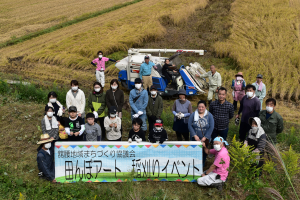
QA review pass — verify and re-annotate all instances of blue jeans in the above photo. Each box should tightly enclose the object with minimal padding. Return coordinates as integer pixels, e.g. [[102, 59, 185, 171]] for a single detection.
[[191, 137, 207, 166], [211, 128, 229, 141], [131, 112, 147, 131]]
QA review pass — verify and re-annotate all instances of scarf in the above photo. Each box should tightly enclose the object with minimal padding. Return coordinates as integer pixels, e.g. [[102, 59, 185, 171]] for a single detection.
[[47, 100, 63, 116], [44, 115, 58, 130], [194, 109, 208, 122], [256, 81, 263, 91]]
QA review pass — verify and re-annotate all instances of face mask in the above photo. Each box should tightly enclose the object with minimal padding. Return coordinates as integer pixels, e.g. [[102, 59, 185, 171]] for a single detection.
[[213, 144, 222, 151], [151, 91, 157, 95], [236, 76, 243, 81], [135, 84, 141, 89], [49, 99, 56, 103], [155, 127, 162, 131], [110, 114, 116, 118], [99, 55, 103, 58], [252, 126, 259, 132], [72, 86, 78, 91], [44, 143, 51, 149], [246, 92, 253, 98], [180, 99, 186, 102], [94, 88, 101, 92], [47, 112, 53, 117], [111, 85, 118, 90], [266, 106, 273, 113]]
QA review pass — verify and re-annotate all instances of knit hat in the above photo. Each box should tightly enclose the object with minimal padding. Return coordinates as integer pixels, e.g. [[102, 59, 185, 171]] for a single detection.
[[135, 78, 142, 83], [154, 118, 163, 126], [86, 113, 95, 119], [68, 106, 77, 112], [37, 134, 54, 145]]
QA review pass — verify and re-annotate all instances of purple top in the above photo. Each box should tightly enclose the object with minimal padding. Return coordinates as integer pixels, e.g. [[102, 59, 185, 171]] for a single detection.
[[238, 95, 261, 123]]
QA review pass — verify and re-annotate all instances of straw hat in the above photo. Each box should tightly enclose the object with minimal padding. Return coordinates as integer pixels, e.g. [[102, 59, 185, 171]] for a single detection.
[[235, 72, 243, 78], [37, 134, 54, 145]]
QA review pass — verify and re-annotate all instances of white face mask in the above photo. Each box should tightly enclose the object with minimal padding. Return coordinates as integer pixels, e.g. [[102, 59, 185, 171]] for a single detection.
[[99, 55, 103, 58], [213, 144, 222, 151], [72, 86, 78, 91], [246, 92, 254, 98], [44, 142, 51, 149], [47, 112, 53, 117], [110, 114, 116, 118], [155, 127, 162, 131], [94, 88, 101, 92], [151, 91, 157, 95], [135, 84, 141, 89], [266, 106, 273, 113], [111, 85, 118, 90], [252, 126, 259, 132], [49, 99, 56, 103]]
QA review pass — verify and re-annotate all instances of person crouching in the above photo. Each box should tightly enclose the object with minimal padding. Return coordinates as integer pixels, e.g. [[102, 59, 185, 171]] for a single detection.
[[148, 119, 168, 144], [104, 106, 122, 141], [197, 136, 230, 190]]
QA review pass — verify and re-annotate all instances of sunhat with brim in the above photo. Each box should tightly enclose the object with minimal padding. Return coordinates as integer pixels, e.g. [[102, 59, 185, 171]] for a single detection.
[[37, 134, 54, 145], [235, 72, 243, 78]]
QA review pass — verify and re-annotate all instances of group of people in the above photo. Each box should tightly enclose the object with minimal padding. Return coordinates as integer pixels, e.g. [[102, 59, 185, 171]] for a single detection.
[[36, 53, 284, 190]]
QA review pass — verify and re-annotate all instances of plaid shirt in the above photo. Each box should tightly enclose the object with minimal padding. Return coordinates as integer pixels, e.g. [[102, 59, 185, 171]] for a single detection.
[[209, 100, 234, 130]]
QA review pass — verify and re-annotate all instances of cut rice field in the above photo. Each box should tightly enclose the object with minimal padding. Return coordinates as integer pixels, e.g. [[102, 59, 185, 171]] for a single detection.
[[0, 0, 132, 43]]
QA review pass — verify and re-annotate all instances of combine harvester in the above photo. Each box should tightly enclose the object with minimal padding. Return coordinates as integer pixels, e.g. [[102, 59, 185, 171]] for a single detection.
[[116, 48, 209, 97]]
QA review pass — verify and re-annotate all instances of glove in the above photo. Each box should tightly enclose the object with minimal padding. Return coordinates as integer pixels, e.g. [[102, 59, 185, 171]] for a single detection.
[[128, 138, 132, 143], [135, 137, 142, 143], [93, 111, 98, 119], [177, 112, 182, 119], [151, 115, 156, 121], [133, 114, 139, 118], [180, 113, 185, 118], [138, 111, 143, 116]]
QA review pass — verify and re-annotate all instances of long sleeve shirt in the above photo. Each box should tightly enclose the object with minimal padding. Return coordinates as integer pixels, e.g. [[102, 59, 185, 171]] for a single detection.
[[252, 82, 266, 100], [259, 110, 284, 143], [37, 145, 55, 181], [209, 100, 234, 130], [66, 89, 86, 117], [139, 61, 155, 79], [188, 110, 215, 140], [199, 71, 222, 87], [238, 96, 261, 123], [129, 88, 148, 114], [91, 57, 116, 71], [104, 116, 122, 140]]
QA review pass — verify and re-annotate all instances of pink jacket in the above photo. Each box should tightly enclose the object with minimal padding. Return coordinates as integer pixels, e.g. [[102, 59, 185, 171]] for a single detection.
[[92, 57, 109, 71]]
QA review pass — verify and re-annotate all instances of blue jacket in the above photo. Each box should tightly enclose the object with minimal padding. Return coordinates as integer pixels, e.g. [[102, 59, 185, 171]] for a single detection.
[[129, 88, 148, 114], [37, 145, 55, 181], [188, 110, 214, 140], [139, 61, 155, 79]]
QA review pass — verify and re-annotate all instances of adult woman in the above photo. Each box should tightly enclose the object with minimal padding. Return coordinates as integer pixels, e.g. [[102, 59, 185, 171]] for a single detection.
[[162, 59, 176, 84], [231, 72, 246, 111], [105, 79, 124, 121], [66, 80, 86, 121], [88, 82, 106, 140], [172, 89, 193, 141], [46, 91, 64, 121], [188, 100, 214, 165], [41, 106, 59, 141]]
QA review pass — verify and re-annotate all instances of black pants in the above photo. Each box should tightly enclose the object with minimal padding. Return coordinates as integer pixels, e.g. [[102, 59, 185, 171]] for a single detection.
[[109, 137, 122, 141], [95, 117, 106, 140], [239, 122, 251, 142], [68, 134, 83, 141], [233, 100, 238, 111], [148, 116, 156, 132], [176, 132, 189, 141]]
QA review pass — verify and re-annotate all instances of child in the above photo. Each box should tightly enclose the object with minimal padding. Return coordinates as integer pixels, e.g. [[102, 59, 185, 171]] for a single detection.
[[104, 106, 122, 141], [64, 106, 85, 141], [148, 119, 168, 143], [84, 113, 101, 141], [58, 117, 68, 141], [128, 118, 146, 142], [244, 117, 266, 168], [41, 106, 59, 140]]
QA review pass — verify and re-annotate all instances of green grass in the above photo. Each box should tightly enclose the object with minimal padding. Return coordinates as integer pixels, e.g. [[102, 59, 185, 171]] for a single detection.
[[0, 0, 144, 49]]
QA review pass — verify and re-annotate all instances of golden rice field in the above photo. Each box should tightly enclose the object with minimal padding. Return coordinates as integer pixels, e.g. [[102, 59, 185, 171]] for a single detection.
[[214, 0, 300, 101], [0, 0, 132, 43]]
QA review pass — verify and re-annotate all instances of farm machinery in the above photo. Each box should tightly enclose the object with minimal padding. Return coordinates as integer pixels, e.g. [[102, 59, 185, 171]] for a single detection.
[[116, 48, 209, 96]]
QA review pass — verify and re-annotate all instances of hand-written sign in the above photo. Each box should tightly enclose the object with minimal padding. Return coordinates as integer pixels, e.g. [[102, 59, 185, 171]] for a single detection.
[[55, 141, 203, 183]]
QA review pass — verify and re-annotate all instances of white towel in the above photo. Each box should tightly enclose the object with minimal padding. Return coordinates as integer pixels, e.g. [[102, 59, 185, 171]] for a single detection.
[[194, 109, 208, 121], [48, 100, 63, 116], [44, 115, 58, 130]]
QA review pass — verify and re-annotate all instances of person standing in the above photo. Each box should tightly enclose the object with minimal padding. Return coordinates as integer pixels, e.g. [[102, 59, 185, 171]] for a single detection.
[[129, 78, 148, 131], [41, 106, 59, 140], [66, 80, 86, 122], [172, 89, 193, 141], [64, 106, 85, 141], [139, 56, 156, 91], [146, 85, 163, 132], [236, 85, 261, 142], [209, 87, 234, 141], [231, 72, 246, 111], [252, 74, 266, 110], [91, 51, 119, 87], [259, 98, 284, 144], [198, 65, 222, 105], [88, 82, 106, 140], [46, 91, 64, 121]]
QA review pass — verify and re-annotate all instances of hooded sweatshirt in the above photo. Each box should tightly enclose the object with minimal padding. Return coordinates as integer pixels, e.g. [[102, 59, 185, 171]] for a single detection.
[[246, 117, 266, 152]]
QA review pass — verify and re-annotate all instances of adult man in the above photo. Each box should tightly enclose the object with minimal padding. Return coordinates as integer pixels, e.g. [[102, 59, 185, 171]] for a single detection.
[[36, 134, 56, 183], [129, 78, 149, 131], [146, 85, 163, 131], [236, 85, 261, 142], [209, 87, 234, 141], [198, 65, 222, 105], [252, 74, 266, 110], [197, 137, 230, 190], [91, 51, 119, 87], [139, 56, 156, 91], [259, 98, 284, 143]]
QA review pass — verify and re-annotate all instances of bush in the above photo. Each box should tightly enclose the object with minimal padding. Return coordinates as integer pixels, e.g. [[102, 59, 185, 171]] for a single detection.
[[277, 127, 300, 152]]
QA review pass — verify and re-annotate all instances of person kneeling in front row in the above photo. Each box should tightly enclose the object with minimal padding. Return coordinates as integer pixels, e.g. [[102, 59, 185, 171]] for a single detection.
[[148, 119, 168, 144], [197, 137, 230, 190]]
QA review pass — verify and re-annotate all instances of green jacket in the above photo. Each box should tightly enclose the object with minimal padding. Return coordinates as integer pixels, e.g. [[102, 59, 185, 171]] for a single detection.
[[88, 92, 106, 117], [259, 110, 284, 143], [146, 95, 163, 118]]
